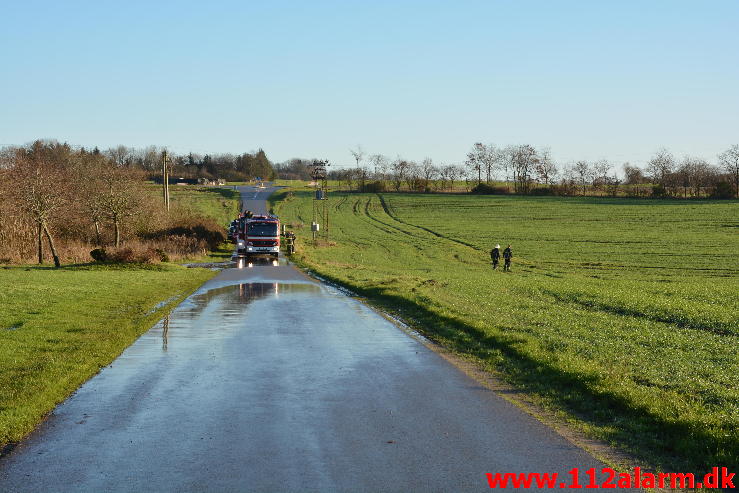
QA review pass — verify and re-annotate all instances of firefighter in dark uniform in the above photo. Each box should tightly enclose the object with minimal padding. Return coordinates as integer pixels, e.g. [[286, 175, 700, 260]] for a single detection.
[[490, 244, 501, 269], [503, 244, 512, 271]]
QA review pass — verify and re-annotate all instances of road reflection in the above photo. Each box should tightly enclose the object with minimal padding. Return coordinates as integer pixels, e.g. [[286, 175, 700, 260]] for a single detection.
[[161, 315, 169, 351], [237, 282, 280, 302], [142, 282, 321, 352], [233, 257, 284, 269]]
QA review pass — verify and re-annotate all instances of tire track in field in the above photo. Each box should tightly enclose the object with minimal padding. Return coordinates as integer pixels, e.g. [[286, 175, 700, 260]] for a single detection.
[[362, 197, 416, 237], [359, 197, 423, 253], [342, 196, 424, 253], [360, 197, 432, 252], [333, 194, 348, 211], [359, 197, 393, 255], [336, 194, 431, 249], [376, 194, 482, 252], [348, 198, 379, 245], [350, 196, 408, 238], [339, 197, 397, 252], [330, 194, 351, 238]]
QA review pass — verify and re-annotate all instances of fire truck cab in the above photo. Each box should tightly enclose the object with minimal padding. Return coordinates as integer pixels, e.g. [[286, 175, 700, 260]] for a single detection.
[[236, 214, 280, 259]]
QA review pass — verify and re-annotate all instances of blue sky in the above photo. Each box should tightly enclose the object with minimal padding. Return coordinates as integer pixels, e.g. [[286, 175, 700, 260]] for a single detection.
[[1, 0, 737, 168]]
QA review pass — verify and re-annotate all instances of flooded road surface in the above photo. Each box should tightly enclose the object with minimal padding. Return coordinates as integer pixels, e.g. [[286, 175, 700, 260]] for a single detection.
[[240, 183, 273, 215], [0, 187, 624, 492]]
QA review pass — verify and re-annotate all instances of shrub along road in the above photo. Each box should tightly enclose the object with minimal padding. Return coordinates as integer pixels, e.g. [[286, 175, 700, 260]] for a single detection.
[[0, 186, 634, 492]]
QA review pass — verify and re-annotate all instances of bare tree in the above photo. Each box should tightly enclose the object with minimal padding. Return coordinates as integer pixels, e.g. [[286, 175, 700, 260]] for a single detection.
[[439, 164, 463, 191], [623, 163, 645, 184], [500, 146, 516, 191], [646, 148, 675, 187], [573, 161, 592, 195], [623, 163, 646, 196], [448, 165, 464, 191], [356, 166, 370, 191], [405, 161, 420, 191], [99, 167, 144, 247], [9, 152, 67, 266], [718, 144, 739, 197], [145, 146, 162, 172], [558, 164, 578, 196], [466, 143, 485, 184], [348, 145, 367, 190], [391, 158, 410, 191], [107, 145, 134, 167], [350, 145, 365, 168], [419, 158, 438, 192], [438, 165, 450, 191], [606, 175, 622, 197], [510, 145, 537, 194], [275, 158, 313, 181], [676, 158, 693, 198], [336, 168, 357, 191], [592, 159, 612, 196], [478, 143, 501, 183], [378, 157, 390, 186], [679, 156, 714, 197], [367, 153, 387, 181], [534, 148, 558, 185], [74, 153, 110, 244]]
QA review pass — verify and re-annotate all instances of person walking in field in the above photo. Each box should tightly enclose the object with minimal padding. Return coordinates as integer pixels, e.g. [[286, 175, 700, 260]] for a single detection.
[[490, 244, 501, 269], [503, 244, 512, 271]]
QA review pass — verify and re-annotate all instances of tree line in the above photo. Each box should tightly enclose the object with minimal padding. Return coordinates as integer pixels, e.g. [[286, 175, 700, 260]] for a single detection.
[[276, 144, 739, 198], [0, 140, 275, 266], [105, 144, 276, 182]]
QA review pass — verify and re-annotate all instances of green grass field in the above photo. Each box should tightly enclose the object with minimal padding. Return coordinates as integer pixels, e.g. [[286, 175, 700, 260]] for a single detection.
[[166, 185, 241, 226], [273, 190, 739, 473], [0, 264, 216, 450]]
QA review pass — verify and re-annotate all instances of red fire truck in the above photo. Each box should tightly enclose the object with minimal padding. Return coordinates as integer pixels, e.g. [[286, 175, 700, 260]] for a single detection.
[[236, 214, 280, 259]]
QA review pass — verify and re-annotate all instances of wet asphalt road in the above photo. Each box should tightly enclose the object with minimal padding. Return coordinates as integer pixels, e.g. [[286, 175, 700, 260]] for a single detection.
[[239, 184, 272, 216], [0, 186, 629, 492]]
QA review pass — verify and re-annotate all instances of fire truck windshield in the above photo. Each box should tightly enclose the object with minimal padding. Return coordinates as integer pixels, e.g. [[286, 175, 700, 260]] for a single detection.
[[248, 222, 278, 237]]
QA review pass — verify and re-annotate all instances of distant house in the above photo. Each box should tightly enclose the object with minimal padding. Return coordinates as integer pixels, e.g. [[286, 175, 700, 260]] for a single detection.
[[152, 176, 225, 186], [197, 178, 226, 186], [153, 177, 199, 185]]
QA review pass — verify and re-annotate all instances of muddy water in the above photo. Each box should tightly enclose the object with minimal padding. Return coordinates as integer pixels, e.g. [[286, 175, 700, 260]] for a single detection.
[[0, 259, 620, 492]]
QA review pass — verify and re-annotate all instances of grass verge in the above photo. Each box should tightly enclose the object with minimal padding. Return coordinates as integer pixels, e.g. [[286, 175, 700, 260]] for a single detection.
[[0, 263, 217, 452]]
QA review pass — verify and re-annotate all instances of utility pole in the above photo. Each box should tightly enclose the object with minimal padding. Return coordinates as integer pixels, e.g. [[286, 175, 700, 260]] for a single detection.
[[308, 159, 330, 245], [162, 150, 170, 211]]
